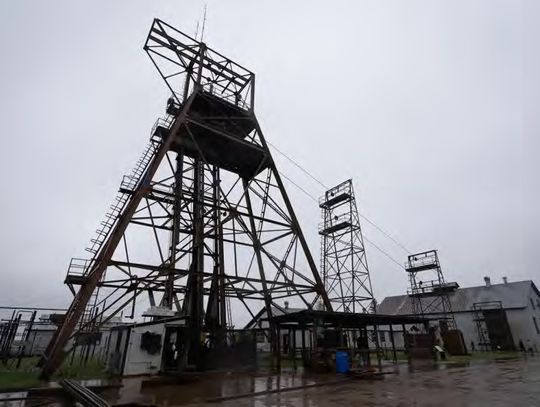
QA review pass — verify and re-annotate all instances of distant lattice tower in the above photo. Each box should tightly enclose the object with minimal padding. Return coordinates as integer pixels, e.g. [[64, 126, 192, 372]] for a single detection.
[[38, 19, 332, 378], [405, 250, 458, 330], [319, 180, 375, 313]]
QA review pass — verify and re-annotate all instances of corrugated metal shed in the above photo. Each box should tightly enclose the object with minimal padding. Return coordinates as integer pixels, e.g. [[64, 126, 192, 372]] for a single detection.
[[378, 280, 539, 315]]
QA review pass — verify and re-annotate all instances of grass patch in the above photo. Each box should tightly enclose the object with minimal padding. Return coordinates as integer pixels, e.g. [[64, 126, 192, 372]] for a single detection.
[[54, 356, 107, 380], [0, 371, 41, 390], [405, 350, 523, 365], [0, 355, 109, 391], [377, 350, 522, 364], [448, 351, 521, 363]]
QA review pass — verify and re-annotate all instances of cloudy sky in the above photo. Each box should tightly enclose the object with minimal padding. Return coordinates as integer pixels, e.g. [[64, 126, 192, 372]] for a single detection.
[[0, 1, 537, 313]]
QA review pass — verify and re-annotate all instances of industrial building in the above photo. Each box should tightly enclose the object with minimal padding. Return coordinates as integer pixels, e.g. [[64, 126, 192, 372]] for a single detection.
[[106, 316, 188, 376], [0, 308, 67, 360], [378, 277, 540, 353]]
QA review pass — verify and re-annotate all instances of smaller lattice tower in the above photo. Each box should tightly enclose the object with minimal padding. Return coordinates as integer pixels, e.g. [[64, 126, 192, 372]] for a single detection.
[[319, 180, 375, 313], [405, 250, 458, 330]]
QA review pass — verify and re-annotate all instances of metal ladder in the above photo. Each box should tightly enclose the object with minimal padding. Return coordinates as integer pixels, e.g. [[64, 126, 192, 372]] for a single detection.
[[82, 115, 172, 259], [226, 296, 233, 329], [85, 142, 158, 257], [63, 115, 173, 309]]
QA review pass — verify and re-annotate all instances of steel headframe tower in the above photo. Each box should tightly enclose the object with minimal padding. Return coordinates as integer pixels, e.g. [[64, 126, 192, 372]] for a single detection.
[[39, 19, 331, 378], [319, 180, 375, 313], [405, 250, 457, 330]]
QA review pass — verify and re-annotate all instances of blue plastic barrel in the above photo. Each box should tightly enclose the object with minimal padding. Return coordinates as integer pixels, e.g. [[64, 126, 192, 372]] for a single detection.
[[335, 350, 349, 373]]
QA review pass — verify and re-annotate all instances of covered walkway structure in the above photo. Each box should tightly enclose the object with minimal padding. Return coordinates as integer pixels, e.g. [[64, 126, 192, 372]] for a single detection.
[[269, 310, 427, 371]]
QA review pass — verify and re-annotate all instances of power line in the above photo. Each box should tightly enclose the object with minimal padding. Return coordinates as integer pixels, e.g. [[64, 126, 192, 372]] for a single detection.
[[269, 142, 412, 254], [280, 172, 320, 203], [279, 170, 405, 271], [362, 236, 405, 270], [268, 141, 328, 190], [357, 214, 411, 254]]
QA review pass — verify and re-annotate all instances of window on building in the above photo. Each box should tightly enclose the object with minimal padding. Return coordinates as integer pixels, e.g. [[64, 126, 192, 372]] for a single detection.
[[531, 298, 536, 310], [537, 298, 540, 308], [379, 331, 386, 343], [256, 331, 266, 343], [534, 317, 540, 335]]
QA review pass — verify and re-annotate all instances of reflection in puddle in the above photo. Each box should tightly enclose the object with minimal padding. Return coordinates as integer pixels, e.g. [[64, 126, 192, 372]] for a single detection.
[[2, 356, 536, 406], [100, 356, 540, 406]]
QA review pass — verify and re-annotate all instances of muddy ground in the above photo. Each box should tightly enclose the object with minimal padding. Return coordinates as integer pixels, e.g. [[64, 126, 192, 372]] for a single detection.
[[103, 355, 540, 406]]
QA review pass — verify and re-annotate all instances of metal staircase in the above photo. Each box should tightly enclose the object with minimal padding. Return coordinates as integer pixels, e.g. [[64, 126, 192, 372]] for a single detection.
[[61, 115, 174, 359], [226, 296, 233, 329], [472, 301, 504, 352], [78, 290, 98, 334], [87, 141, 156, 256], [65, 115, 172, 281]]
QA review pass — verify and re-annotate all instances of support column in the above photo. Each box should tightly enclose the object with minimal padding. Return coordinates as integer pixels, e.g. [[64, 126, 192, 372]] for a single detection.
[[182, 157, 206, 368], [389, 324, 397, 364], [164, 151, 184, 308], [372, 324, 382, 371], [277, 326, 281, 371], [292, 328, 297, 371], [253, 122, 332, 312], [301, 324, 306, 367], [402, 323, 408, 357], [243, 180, 278, 365]]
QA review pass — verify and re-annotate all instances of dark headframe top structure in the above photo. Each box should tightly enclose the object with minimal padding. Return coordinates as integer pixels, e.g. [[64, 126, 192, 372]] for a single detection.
[[39, 19, 332, 378], [146, 20, 255, 109]]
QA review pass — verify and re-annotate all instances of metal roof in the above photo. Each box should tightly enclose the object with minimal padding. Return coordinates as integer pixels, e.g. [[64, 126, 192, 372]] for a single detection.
[[271, 310, 426, 327], [110, 315, 188, 330], [378, 280, 539, 315], [244, 306, 304, 329]]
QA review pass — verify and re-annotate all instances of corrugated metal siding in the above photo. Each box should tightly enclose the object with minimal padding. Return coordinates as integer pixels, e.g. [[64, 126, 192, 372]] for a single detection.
[[378, 280, 537, 315]]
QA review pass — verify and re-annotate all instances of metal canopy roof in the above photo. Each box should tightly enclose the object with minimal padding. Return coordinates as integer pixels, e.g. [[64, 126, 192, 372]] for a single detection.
[[269, 310, 427, 328]]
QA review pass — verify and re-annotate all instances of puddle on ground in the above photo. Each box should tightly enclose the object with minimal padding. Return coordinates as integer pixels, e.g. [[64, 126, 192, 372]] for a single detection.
[[1, 357, 538, 406], [100, 356, 540, 407]]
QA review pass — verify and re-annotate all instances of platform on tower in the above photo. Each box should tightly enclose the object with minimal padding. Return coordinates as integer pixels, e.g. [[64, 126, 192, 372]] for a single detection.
[[318, 213, 355, 235], [154, 90, 269, 178], [319, 180, 353, 209]]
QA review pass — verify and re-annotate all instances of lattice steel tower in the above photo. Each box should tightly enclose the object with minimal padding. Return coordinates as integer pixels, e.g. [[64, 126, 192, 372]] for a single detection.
[[319, 180, 375, 313], [405, 250, 457, 329], [39, 19, 331, 378]]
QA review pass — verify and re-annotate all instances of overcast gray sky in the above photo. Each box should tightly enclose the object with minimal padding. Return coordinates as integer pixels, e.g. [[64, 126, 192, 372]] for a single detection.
[[0, 0, 538, 311]]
